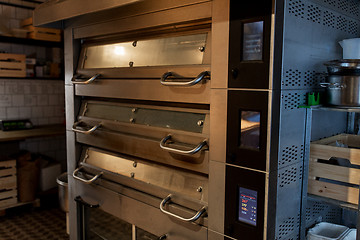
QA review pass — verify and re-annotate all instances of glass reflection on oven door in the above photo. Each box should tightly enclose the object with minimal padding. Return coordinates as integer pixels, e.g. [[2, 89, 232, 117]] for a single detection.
[[240, 111, 260, 150], [88, 208, 132, 239], [77, 201, 157, 239]]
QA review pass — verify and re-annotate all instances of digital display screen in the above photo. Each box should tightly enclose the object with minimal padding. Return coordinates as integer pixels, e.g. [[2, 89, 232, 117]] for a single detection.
[[239, 111, 260, 150], [238, 187, 257, 226], [242, 21, 264, 61]]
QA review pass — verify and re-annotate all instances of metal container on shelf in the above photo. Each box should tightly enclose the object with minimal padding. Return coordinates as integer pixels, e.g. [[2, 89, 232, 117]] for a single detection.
[[322, 60, 360, 107], [56, 172, 68, 212]]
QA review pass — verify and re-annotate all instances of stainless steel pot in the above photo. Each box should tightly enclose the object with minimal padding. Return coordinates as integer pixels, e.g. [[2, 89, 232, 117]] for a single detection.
[[323, 60, 360, 107], [322, 75, 360, 107]]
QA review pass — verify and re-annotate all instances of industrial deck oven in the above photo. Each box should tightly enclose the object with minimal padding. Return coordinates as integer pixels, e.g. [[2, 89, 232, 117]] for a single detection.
[[34, 0, 360, 239]]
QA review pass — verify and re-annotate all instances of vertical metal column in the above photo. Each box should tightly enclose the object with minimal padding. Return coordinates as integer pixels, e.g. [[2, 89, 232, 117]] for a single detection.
[[299, 108, 313, 240]]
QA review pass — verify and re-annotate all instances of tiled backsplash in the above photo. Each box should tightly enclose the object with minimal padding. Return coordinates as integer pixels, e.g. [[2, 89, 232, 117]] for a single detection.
[[1, 79, 66, 167], [0, 79, 65, 125]]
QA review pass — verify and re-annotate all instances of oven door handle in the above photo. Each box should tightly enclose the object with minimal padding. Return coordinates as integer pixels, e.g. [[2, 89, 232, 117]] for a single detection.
[[72, 73, 101, 84], [73, 166, 103, 184], [160, 71, 209, 86], [160, 194, 207, 222], [72, 121, 101, 134], [160, 135, 207, 155]]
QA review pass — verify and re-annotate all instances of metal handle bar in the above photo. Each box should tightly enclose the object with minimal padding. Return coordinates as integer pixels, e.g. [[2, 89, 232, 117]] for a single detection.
[[159, 194, 207, 222], [160, 71, 209, 86], [72, 74, 101, 84], [72, 121, 101, 134], [73, 166, 103, 184], [320, 82, 344, 88], [160, 135, 207, 155]]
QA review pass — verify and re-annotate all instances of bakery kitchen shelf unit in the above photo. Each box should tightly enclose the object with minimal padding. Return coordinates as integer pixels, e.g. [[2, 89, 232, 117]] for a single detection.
[[301, 106, 360, 238]]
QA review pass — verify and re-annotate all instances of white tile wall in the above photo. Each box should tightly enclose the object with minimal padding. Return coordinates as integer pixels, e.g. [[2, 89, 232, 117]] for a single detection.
[[0, 80, 65, 124]]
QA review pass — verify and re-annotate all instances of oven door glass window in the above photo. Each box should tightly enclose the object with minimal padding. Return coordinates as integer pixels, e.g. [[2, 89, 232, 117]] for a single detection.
[[82, 102, 206, 133], [80, 206, 157, 240], [88, 208, 132, 239], [242, 21, 264, 61], [239, 111, 260, 150], [82, 33, 208, 68]]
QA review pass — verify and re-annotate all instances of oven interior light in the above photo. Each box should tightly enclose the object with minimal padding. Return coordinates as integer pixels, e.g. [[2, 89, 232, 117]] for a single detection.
[[114, 46, 125, 55]]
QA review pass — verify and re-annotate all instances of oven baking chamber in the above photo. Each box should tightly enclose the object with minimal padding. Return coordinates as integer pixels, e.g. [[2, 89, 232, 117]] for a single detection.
[[72, 100, 209, 174], [73, 147, 208, 240], [72, 31, 211, 104]]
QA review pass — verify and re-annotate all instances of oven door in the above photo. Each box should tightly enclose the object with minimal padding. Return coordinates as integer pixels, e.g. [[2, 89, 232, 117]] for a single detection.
[[73, 153, 208, 240], [73, 100, 210, 174], [73, 32, 211, 104], [75, 183, 208, 240], [73, 147, 208, 206]]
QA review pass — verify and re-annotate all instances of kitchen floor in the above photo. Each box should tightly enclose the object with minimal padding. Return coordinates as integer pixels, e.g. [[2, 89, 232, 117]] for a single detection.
[[0, 206, 68, 240]]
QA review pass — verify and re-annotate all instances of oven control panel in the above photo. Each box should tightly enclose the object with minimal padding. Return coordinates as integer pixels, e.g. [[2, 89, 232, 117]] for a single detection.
[[228, 0, 273, 89], [225, 165, 265, 240]]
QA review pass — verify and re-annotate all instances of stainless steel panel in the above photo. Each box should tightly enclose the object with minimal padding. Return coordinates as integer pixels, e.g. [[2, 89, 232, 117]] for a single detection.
[[76, 65, 210, 79], [209, 89, 227, 162], [64, 28, 77, 86], [81, 101, 207, 133], [65, 0, 211, 30], [211, 0, 229, 89], [282, 0, 359, 90], [33, 0, 141, 26], [79, 147, 208, 203], [208, 160, 225, 234], [68, 170, 79, 240], [75, 130, 209, 174], [73, 2, 212, 40], [275, 162, 303, 240], [83, 33, 208, 68], [65, 85, 76, 132], [74, 180, 208, 240], [75, 77, 210, 104]]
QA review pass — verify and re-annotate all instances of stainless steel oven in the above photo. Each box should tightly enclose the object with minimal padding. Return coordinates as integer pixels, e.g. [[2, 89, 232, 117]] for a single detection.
[[54, 1, 213, 239], [34, 0, 360, 239]]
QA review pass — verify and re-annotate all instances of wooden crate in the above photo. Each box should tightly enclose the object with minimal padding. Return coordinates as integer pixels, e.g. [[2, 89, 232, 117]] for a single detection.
[[0, 53, 26, 77], [308, 134, 360, 205], [0, 160, 17, 208], [21, 17, 61, 42]]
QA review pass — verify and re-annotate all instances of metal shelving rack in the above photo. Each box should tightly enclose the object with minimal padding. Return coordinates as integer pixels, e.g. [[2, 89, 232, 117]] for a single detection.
[[301, 106, 360, 239]]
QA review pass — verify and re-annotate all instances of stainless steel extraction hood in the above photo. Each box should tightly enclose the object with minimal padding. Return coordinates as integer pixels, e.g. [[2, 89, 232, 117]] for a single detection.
[[33, 0, 142, 26]]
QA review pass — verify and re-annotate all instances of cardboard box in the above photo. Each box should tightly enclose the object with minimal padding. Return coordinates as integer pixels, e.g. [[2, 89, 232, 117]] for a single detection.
[[39, 162, 61, 191]]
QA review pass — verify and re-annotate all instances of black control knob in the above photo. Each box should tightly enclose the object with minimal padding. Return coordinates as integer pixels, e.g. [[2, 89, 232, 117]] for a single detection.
[[231, 68, 238, 79]]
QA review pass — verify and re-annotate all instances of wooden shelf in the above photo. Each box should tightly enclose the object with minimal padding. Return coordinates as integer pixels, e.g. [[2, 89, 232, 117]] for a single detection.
[[308, 194, 358, 211], [0, 124, 66, 142], [0, 35, 63, 48]]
